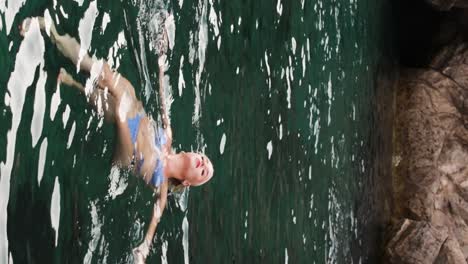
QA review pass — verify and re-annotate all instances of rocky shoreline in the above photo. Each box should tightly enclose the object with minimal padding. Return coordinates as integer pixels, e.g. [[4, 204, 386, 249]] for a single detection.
[[385, 1, 468, 263]]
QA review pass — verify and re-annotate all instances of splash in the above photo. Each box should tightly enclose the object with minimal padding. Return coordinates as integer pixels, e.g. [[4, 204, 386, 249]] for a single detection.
[[182, 216, 189, 264], [84, 201, 103, 264], [191, 0, 208, 125], [106, 166, 128, 200], [161, 240, 168, 264]]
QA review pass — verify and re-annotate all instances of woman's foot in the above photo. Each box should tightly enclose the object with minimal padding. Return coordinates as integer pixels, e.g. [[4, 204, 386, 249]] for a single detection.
[[19, 17, 32, 37], [58, 68, 77, 87]]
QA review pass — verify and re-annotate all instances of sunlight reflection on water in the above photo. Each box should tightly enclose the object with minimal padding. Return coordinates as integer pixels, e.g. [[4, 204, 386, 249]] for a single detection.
[[1, 17, 45, 262], [1, 0, 395, 262]]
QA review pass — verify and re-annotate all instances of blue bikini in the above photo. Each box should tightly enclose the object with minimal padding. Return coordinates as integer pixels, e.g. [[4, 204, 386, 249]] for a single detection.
[[127, 114, 166, 187]]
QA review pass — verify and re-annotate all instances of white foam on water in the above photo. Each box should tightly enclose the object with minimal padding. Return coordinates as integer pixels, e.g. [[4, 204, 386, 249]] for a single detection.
[[4, 0, 25, 34], [77, 1, 98, 72], [208, 0, 219, 37], [182, 216, 189, 264], [98, 236, 108, 264], [176, 187, 190, 212], [159, 56, 174, 121], [266, 141, 273, 160], [84, 201, 102, 264], [106, 31, 126, 68], [0, 18, 44, 262], [192, 0, 208, 126], [101, 12, 110, 33], [165, 14, 176, 50], [179, 0, 184, 8], [74, 0, 84, 6], [50, 177, 61, 246], [178, 56, 186, 96], [188, 32, 195, 64], [219, 133, 226, 154], [66, 121, 76, 149], [37, 138, 48, 186], [31, 66, 47, 147], [161, 240, 168, 264], [284, 248, 288, 264], [62, 105, 70, 129], [106, 166, 127, 200], [327, 188, 341, 263]]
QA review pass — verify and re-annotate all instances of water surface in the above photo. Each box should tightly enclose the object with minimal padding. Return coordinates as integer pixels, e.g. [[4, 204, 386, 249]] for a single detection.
[[0, 0, 395, 263]]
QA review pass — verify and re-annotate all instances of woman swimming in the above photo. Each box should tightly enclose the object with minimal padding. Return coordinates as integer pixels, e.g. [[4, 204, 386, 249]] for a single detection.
[[20, 16, 214, 263]]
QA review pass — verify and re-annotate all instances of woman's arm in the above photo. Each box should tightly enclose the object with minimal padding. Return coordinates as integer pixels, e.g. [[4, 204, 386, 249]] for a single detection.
[[145, 179, 168, 243], [133, 180, 168, 263]]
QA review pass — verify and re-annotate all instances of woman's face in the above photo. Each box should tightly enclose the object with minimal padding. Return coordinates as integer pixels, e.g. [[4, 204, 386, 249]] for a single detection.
[[181, 152, 214, 186]]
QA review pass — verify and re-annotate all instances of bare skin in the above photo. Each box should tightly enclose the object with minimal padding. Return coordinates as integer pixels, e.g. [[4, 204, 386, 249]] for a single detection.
[[21, 17, 214, 264]]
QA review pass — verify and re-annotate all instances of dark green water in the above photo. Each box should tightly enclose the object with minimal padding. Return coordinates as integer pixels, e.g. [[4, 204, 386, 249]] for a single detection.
[[0, 0, 396, 263]]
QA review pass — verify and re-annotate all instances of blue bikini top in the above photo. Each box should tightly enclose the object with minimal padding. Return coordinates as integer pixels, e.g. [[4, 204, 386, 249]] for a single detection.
[[129, 114, 167, 187], [149, 127, 167, 187]]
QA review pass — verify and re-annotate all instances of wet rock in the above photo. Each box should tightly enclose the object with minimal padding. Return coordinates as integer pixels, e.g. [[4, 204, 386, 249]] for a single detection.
[[426, 0, 468, 10], [434, 236, 467, 264], [386, 219, 448, 263], [390, 40, 468, 263]]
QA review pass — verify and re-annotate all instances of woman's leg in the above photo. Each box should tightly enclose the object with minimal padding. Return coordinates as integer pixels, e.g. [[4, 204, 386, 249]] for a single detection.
[[22, 17, 141, 165], [21, 17, 133, 102], [58, 68, 116, 123], [21, 17, 94, 73]]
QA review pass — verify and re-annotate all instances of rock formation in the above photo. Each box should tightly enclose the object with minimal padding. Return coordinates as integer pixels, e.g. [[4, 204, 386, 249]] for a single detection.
[[426, 0, 468, 10], [387, 3, 468, 262]]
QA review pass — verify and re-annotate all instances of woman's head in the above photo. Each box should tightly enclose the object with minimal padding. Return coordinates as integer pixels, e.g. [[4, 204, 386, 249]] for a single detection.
[[179, 152, 214, 187]]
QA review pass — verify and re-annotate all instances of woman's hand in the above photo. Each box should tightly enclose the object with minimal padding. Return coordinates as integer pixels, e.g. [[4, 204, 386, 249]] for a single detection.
[[133, 239, 150, 264], [137, 181, 168, 262]]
